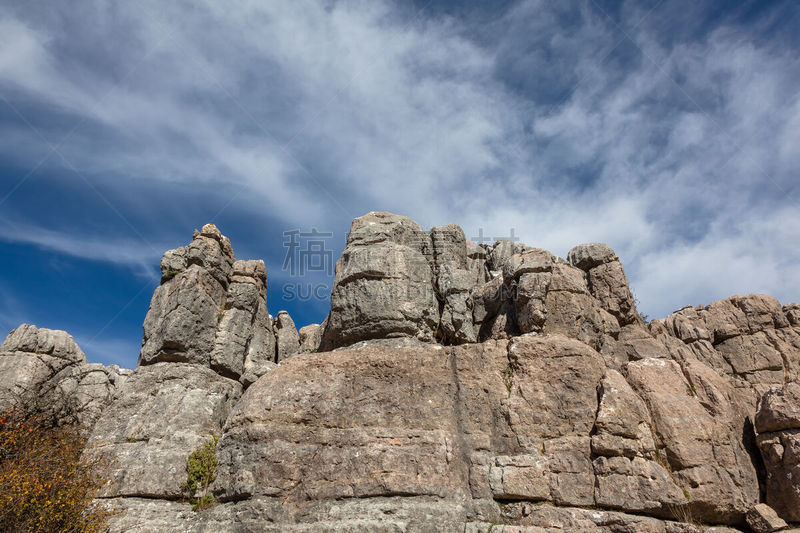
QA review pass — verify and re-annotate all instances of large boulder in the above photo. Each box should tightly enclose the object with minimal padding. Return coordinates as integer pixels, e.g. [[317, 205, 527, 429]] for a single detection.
[[504, 250, 620, 351], [85, 363, 241, 499], [320, 212, 439, 349], [626, 358, 759, 524], [0, 324, 87, 411], [656, 295, 799, 399], [139, 225, 275, 383], [755, 384, 800, 522], [298, 322, 323, 353], [274, 310, 300, 362], [568, 243, 641, 326], [214, 341, 471, 503], [430, 224, 476, 344]]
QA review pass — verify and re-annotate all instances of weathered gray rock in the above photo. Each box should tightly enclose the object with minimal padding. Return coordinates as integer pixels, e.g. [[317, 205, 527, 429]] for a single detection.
[[487, 502, 712, 533], [627, 358, 759, 524], [466, 241, 489, 285], [215, 343, 470, 503], [38, 363, 131, 432], [321, 212, 439, 350], [186, 224, 235, 288], [275, 310, 300, 362], [100, 498, 194, 533], [756, 384, 800, 523], [568, 243, 640, 326], [141, 225, 275, 382], [298, 323, 323, 353], [430, 224, 468, 274], [567, 243, 617, 271], [430, 224, 477, 344], [0, 323, 87, 363], [592, 370, 656, 459], [10, 214, 800, 531], [506, 253, 620, 350], [437, 264, 477, 344], [472, 276, 517, 340], [0, 324, 91, 414], [658, 295, 800, 403], [140, 264, 226, 367], [85, 363, 241, 499], [756, 383, 800, 433], [489, 240, 531, 272], [745, 503, 787, 533]]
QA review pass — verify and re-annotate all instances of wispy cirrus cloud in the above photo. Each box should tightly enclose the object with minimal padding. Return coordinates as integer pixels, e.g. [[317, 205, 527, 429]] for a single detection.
[[0, 0, 798, 355]]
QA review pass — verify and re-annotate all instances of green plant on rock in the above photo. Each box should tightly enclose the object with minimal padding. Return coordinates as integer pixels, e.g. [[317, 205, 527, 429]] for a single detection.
[[502, 364, 514, 393], [163, 269, 181, 281], [182, 434, 219, 512]]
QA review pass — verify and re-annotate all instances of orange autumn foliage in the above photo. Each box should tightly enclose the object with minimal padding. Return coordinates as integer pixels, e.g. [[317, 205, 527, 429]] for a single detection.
[[0, 409, 114, 533]]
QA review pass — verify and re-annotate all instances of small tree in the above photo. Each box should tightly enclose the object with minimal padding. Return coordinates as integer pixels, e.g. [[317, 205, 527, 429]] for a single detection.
[[0, 408, 114, 532], [182, 435, 219, 511]]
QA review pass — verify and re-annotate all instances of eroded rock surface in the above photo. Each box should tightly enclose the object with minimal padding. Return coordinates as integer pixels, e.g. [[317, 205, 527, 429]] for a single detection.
[[85, 363, 241, 499], [139, 224, 276, 383], [756, 384, 800, 523], [0, 324, 127, 433], [4, 212, 799, 532], [321, 212, 439, 350]]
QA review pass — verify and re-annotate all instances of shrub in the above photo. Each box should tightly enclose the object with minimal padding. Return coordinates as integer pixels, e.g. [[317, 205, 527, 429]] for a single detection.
[[0, 409, 114, 532], [182, 435, 219, 511]]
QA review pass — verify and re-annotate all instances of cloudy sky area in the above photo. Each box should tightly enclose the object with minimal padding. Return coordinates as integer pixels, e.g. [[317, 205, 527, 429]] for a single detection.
[[0, 0, 798, 367]]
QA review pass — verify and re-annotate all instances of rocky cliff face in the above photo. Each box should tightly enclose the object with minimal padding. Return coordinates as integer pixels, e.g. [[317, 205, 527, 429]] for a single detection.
[[2, 213, 799, 533]]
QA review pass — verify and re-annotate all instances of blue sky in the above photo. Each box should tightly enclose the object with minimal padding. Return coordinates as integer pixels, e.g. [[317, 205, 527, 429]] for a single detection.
[[0, 0, 798, 368]]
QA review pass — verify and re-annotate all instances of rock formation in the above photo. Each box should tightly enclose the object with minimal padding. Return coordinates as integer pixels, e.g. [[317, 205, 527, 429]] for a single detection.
[[1, 212, 799, 532], [0, 324, 130, 432]]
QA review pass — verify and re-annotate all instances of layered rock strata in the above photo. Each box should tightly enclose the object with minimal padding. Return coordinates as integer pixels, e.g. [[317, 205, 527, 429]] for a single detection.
[[1, 212, 798, 532]]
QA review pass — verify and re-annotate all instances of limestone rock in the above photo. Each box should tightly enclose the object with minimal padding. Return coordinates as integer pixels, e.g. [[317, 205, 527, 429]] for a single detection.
[[592, 370, 656, 459], [430, 224, 477, 344], [494, 502, 709, 533], [507, 254, 620, 350], [275, 310, 301, 362], [0, 324, 91, 415], [593, 455, 687, 515], [140, 227, 275, 382], [298, 323, 323, 353], [659, 295, 800, 400], [37, 363, 131, 432], [0, 323, 87, 364], [186, 223, 235, 288], [568, 243, 640, 326], [472, 276, 516, 340], [502, 335, 604, 507], [140, 264, 226, 367], [429, 224, 468, 273], [756, 384, 800, 522], [215, 343, 470, 503], [85, 363, 241, 499], [756, 383, 800, 433], [567, 243, 618, 271], [321, 212, 439, 349], [745, 503, 787, 533], [466, 241, 489, 285], [489, 240, 531, 272], [437, 264, 477, 343], [627, 358, 759, 524], [100, 498, 194, 533]]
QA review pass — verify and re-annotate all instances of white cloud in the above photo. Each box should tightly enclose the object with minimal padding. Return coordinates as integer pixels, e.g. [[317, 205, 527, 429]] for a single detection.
[[0, 218, 162, 279], [0, 0, 797, 322]]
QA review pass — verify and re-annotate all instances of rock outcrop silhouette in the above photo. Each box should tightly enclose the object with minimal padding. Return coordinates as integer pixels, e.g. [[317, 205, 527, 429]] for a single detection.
[[1, 212, 799, 532]]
